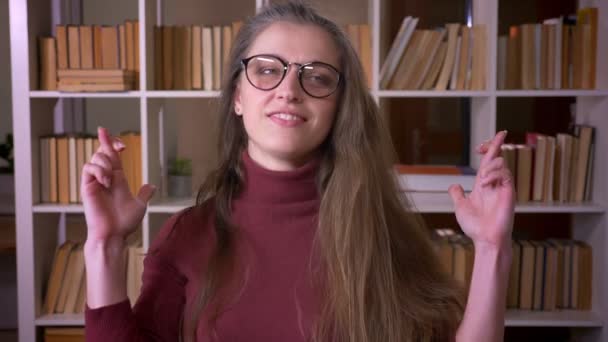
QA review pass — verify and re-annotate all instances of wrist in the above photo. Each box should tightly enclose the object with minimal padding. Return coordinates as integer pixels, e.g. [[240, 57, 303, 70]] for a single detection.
[[83, 236, 129, 309], [474, 239, 513, 268], [84, 236, 126, 258]]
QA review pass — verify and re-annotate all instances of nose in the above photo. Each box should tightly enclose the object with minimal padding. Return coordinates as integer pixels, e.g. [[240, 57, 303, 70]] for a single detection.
[[275, 64, 303, 102]]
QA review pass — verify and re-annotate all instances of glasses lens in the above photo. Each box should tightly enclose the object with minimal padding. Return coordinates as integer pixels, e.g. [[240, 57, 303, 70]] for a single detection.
[[300, 64, 340, 98], [245, 56, 284, 90]]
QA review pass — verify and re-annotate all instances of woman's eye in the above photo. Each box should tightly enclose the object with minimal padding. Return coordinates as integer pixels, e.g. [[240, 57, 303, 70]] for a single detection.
[[306, 74, 329, 85], [258, 67, 279, 75]]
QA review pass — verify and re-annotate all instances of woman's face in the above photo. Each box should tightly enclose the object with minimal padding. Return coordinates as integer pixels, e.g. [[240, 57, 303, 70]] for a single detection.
[[234, 21, 341, 171]]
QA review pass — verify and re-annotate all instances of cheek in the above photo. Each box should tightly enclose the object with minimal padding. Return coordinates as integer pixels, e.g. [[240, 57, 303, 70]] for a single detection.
[[321, 100, 339, 128]]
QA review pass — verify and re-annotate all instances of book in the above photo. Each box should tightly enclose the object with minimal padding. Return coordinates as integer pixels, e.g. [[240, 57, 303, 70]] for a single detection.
[[43, 241, 76, 314], [515, 144, 533, 202], [58, 69, 134, 78], [192, 25, 202, 89], [119, 24, 127, 69], [67, 25, 81, 69], [380, 16, 417, 89], [571, 125, 594, 202], [44, 327, 84, 342], [79, 26, 94, 69], [55, 25, 68, 70], [39, 37, 57, 90], [435, 23, 460, 91], [202, 26, 214, 91], [101, 26, 119, 69]]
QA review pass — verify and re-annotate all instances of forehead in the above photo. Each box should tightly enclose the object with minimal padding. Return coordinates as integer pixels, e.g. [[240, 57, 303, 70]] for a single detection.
[[247, 21, 340, 67]]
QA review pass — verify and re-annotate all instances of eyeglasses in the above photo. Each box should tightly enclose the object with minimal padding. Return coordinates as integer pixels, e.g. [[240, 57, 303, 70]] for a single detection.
[[241, 54, 342, 98]]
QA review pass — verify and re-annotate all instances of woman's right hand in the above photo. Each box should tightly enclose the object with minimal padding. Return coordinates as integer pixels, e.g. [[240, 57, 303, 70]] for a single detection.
[[82, 126, 156, 243]]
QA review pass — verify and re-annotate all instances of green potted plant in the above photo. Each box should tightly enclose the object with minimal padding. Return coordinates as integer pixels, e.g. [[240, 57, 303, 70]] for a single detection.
[[168, 157, 192, 198]]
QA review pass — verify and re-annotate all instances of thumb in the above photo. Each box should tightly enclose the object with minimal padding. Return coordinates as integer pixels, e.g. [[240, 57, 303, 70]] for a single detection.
[[136, 184, 157, 205], [448, 184, 465, 207]]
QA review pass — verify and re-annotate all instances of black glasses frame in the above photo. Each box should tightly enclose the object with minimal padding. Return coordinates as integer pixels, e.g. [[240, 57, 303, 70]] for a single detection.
[[240, 54, 342, 98]]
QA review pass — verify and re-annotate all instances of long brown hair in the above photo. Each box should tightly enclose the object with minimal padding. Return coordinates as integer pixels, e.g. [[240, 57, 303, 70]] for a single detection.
[[185, 1, 465, 341]]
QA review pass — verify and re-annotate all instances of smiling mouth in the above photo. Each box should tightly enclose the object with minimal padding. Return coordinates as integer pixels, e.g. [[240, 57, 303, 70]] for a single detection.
[[269, 113, 306, 121]]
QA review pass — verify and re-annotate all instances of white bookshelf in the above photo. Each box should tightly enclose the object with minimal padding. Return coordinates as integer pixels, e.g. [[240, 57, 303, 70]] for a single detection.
[[147, 194, 607, 214], [375, 90, 492, 98], [34, 314, 85, 326], [32, 204, 85, 213], [9, 0, 607, 341], [146, 90, 222, 98], [505, 310, 604, 327], [496, 89, 608, 97], [29, 90, 143, 98]]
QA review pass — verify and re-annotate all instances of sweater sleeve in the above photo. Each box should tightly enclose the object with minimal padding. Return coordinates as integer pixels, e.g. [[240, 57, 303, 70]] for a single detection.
[[85, 212, 189, 341]]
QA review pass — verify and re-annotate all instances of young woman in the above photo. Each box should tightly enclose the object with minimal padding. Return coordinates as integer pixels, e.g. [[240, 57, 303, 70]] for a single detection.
[[82, 2, 515, 341]]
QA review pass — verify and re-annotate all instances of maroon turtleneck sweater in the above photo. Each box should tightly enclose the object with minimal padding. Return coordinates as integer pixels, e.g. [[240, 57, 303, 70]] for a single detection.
[[85, 151, 322, 341]]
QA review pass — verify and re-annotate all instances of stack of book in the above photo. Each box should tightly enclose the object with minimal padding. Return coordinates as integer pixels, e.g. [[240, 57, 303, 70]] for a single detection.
[[39, 132, 141, 204], [501, 125, 595, 203], [507, 238, 592, 311], [497, 7, 598, 90], [43, 241, 86, 315], [44, 328, 84, 342], [153, 22, 372, 91], [153, 21, 243, 91], [38, 20, 140, 91], [380, 17, 487, 90], [57, 69, 135, 92], [432, 229, 593, 311], [42, 239, 145, 316]]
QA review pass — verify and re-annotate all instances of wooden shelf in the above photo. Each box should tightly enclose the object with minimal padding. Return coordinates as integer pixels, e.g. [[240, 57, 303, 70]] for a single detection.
[[505, 310, 604, 327], [29, 91, 142, 98], [405, 192, 605, 213], [35, 314, 84, 326], [32, 204, 84, 213], [147, 194, 605, 214], [148, 197, 196, 213], [145, 90, 221, 98], [375, 90, 491, 98], [496, 90, 608, 97], [26, 89, 608, 99], [33, 310, 603, 328]]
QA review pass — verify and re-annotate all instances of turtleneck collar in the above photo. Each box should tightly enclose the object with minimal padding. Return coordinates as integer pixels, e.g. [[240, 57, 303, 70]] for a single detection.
[[236, 150, 321, 205]]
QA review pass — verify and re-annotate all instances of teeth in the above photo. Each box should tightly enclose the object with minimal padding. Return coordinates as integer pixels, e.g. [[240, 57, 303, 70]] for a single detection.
[[274, 113, 300, 121]]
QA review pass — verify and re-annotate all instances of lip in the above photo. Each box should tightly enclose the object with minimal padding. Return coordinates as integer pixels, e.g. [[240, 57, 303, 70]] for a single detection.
[[267, 110, 307, 127], [266, 110, 307, 121]]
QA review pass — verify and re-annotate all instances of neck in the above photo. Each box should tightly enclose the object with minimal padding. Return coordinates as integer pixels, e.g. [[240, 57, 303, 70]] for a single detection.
[[236, 149, 321, 205], [247, 145, 319, 171]]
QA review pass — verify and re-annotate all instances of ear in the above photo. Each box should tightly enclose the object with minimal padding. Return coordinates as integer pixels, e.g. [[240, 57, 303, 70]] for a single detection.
[[234, 84, 243, 116]]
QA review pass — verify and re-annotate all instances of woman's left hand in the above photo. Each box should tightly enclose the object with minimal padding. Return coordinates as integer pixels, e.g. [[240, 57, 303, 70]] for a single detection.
[[448, 130, 516, 249]]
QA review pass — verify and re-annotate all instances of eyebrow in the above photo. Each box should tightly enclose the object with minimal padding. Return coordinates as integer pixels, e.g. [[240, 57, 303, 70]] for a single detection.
[[259, 53, 335, 67]]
